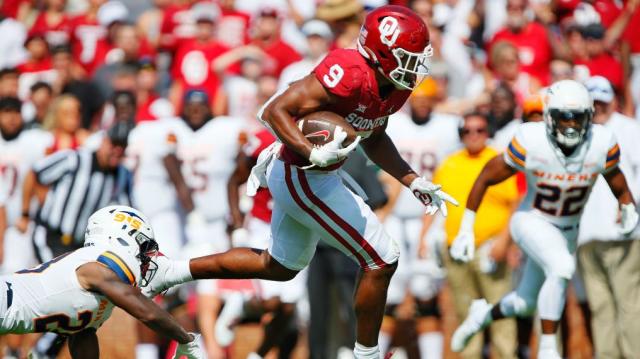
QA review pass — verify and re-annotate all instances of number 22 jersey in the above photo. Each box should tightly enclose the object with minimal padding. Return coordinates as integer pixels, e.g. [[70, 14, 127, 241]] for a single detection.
[[504, 122, 620, 228], [0, 245, 140, 335]]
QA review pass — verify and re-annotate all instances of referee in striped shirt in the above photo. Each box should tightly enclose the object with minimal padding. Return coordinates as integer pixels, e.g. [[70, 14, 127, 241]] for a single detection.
[[17, 122, 133, 262]]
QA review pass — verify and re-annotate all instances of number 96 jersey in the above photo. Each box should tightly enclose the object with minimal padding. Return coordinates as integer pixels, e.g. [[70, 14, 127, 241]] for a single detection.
[[0, 245, 139, 335], [504, 122, 620, 228]]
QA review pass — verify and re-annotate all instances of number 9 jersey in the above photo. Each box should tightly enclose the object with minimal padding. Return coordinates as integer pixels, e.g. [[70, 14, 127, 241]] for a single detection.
[[504, 122, 620, 228]]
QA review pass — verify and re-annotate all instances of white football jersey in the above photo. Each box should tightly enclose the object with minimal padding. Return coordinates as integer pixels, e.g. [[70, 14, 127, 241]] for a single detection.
[[386, 112, 461, 218], [126, 118, 191, 217], [504, 122, 619, 228], [179, 117, 247, 220], [0, 129, 53, 225], [0, 245, 140, 335]]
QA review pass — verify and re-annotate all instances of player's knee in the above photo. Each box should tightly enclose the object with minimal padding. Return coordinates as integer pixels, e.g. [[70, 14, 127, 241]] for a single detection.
[[264, 252, 299, 281], [548, 258, 575, 280], [415, 298, 440, 318]]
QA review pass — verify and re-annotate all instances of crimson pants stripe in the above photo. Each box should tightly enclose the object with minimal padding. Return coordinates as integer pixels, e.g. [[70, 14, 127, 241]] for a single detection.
[[284, 165, 368, 268], [296, 168, 387, 268]]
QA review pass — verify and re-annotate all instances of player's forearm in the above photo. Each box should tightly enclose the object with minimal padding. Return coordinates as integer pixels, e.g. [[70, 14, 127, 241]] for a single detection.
[[361, 132, 417, 187], [263, 104, 314, 158], [163, 155, 195, 213], [142, 308, 192, 344], [227, 175, 244, 229], [20, 170, 36, 217], [605, 168, 636, 205]]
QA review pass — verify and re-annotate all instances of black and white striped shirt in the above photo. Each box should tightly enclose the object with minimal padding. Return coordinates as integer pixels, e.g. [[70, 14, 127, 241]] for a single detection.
[[33, 148, 132, 243]]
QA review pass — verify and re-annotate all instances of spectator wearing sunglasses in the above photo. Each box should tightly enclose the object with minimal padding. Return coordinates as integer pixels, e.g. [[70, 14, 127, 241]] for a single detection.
[[423, 112, 520, 359]]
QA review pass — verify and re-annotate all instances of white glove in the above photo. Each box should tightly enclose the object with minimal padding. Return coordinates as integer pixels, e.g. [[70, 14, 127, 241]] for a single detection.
[[174, 333, 205, 359], [619, 203, 639, 236], [186, 210, 206, 228], [409, 177, 459, 216], [306, 126, 361, 168], [449, 209, 476, 262]]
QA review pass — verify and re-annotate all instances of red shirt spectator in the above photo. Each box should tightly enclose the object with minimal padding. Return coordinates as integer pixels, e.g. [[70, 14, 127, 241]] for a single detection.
[[171, 39, 228, 109], [69, 13, 107, 74], [17, 34, 55, 100], [216, 6, 251, 48], [622, 4, 640, 54], [159, 0, 216, 52], [1, 0, 31, 19], [29, 0, 71, 47], [574, 23, 624, 90], [489, 0, 553, 85], [250, 8, 301, 77]]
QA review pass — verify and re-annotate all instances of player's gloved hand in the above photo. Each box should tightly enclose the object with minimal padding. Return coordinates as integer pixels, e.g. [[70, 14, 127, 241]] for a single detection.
[[307, 126, 361, 168], [450, 209, 476, 263], [141, 255, 193, 298], [174, 333, 205, 359], [410, 177, 459, 216], [619, 203, 639, 235]]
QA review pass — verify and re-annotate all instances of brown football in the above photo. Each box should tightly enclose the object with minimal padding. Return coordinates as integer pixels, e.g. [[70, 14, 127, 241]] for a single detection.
[[297, 111, 357, 147]]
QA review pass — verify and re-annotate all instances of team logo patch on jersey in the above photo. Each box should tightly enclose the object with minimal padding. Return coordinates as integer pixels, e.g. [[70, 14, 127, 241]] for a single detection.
[[97, 251, 136, 285]]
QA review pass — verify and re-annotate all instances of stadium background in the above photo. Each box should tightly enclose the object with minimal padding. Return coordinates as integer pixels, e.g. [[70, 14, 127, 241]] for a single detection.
[[0, 0, 638, 357]]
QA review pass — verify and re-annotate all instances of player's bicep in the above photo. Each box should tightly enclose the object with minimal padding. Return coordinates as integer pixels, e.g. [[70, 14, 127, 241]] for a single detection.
[[264, 74, 334, 121], [483, 155, 517, 186], [78, 262, 155, 319]]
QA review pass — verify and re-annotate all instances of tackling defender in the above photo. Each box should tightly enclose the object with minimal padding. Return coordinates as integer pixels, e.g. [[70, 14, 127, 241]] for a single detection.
[[0, 206, 203, 359], [448, 80, 638, 358], [142, 5, 457, 358]]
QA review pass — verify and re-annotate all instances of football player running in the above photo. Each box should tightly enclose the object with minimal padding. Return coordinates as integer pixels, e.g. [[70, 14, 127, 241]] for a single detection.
[[449, 80, 638, 358], [143, 6, 457, 358], [0, 206, 204, 359]]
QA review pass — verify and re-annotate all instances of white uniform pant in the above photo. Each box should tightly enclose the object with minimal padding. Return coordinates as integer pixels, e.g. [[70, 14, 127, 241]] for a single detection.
[[247, 217, 307, 304], [508, 211, 578, 315], [384, 216, 443, 304], [266, 159, 399, 271]]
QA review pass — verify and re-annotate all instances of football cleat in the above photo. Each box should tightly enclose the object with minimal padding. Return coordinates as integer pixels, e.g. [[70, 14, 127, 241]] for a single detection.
[[451, 299, 493, 352]]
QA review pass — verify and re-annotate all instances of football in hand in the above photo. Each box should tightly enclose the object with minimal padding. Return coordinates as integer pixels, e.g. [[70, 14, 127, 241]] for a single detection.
[[297, 111, 357, 147]]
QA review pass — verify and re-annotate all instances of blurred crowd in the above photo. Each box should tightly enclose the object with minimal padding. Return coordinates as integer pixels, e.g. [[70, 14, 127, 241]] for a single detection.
[[0, 0, 639, 358]]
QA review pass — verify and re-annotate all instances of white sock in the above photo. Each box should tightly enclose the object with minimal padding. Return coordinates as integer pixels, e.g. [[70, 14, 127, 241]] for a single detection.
[[168, 260, 193, 285], [538, 276, 568, 320], [378, 331, 392, 355], [247, 352, 263, 359], [353, 342, 381, 359], [135, 344, 158, 359], [418, 332, 443, 358], [539, 334, 557, 351]]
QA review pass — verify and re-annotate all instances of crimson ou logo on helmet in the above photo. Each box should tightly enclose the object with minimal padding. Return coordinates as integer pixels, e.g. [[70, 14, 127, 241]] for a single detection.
[[379, 17, 400, 47]]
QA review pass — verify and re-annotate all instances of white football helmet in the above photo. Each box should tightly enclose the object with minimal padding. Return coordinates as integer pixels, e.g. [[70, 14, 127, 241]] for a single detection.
[[544, 80, 594, 149], [85, 205, 159, 287]]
